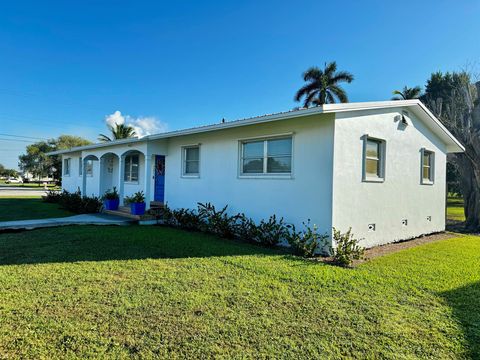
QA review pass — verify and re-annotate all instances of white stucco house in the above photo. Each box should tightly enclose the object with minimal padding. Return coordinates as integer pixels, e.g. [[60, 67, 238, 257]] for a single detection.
[[50, 100, 464, 248]]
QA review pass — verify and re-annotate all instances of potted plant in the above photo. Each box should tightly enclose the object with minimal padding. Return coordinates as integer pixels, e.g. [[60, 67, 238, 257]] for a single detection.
[[101, 187, 120, 211], [125, 191, 146, 215]]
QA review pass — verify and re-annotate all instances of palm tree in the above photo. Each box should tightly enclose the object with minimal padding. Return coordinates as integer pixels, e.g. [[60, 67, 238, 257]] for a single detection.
[[392, 86, 422, 100], [98, 123, 136, 142], [294, 62, 354, 107]]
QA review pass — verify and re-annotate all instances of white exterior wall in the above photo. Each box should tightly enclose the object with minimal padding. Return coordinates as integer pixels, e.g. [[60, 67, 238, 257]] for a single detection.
[[164, 114, 335, 234], [61, 152, 83, 192], [332, 108, 447, 248]]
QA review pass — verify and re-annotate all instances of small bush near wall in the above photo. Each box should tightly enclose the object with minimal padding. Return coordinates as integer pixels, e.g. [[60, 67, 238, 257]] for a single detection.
[[286, 221, 329, 258], [197, 202, 240, 239], [42, 189, 102, 214], [253, 215, 289, 247], [331, 227, 365, 267]]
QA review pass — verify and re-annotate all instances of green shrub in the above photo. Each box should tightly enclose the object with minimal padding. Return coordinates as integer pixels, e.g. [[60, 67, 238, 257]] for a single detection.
[[101, 187, 119, 201], [172, 208, 204, 231], [331, 227, 365, 267], [234, 214, 258, 243], [43, 189, 62, 203], [286, 221, 329, 258], [253, 215, 288, 247], [124, 191, 145, 204], [52, 189, 102, 214], [197, 202, 240, 238]]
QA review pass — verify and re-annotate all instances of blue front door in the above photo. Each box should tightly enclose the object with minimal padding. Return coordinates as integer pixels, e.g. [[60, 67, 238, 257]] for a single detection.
[[154, 155, 165, 202]]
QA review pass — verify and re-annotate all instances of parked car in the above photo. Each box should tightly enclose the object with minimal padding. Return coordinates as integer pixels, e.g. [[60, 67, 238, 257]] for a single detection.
[[5, 178, 23, 184]]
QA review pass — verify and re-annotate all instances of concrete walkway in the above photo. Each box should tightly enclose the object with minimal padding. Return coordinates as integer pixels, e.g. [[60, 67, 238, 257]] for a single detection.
[[0, 213, 133, 231]]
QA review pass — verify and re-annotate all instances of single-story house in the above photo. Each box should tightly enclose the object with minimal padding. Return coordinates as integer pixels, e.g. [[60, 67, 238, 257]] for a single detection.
[[49, 100, 464, 248]]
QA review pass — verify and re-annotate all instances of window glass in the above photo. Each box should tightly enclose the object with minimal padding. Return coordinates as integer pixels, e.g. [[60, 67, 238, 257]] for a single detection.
[[267, 138, 292, 156], [124, 155, 139, 182], [79, 157, 82, 176], [64, 159, 71, 175], [85, 160, 93, 176], [243, 141, 264, 158], [241, 136, 292, 175], [422, 151, 433, 182], [184, 147, 200, 175], [364, 138, 383, 180]]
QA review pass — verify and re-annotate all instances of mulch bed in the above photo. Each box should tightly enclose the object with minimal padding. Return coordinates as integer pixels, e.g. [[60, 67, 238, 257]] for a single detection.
[[318, 232, 458, 267]]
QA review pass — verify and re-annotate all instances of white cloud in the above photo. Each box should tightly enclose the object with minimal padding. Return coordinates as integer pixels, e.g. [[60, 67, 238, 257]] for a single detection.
[[104, 111, 168, 138]]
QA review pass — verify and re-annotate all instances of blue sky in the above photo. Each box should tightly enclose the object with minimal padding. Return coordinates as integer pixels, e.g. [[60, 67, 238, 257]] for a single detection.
[[0, 0, 479, 169]]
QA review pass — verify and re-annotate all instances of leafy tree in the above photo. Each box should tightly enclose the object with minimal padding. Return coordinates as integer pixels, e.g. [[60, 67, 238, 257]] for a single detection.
[[294, 62, 354, 107], [421, 71, 480, 229], [98, 123, 136, 142], [392, 86, 422, 100], [18, 135, 91, 181]]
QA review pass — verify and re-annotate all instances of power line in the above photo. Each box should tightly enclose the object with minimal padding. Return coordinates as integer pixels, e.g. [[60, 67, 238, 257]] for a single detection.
[[0, 138, 37, 143], [0, 133, 48, 140]]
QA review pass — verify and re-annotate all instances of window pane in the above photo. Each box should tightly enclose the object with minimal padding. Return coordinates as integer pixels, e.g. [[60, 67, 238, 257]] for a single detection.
[[243, 158, 263, 173], [243, 141, 263, 158], [366, 140, 379, 158], [185, 160, 199, 174], [186, 147, 199, 161], [267, 138, 292, 156], [365, 159, 379, 177], [423, 152, 431, 167], [423, 166, 430, 180], [267, 156, 291, 173]]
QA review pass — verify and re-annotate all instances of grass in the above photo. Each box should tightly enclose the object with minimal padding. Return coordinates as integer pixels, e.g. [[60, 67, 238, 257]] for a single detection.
[[0, 225, 479, 358], [448, 196, 466, 222], [0, 197, 72, 221]]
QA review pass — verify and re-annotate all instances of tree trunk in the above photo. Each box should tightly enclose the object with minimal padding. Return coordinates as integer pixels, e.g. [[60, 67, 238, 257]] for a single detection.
[[454, 154, 480, 229]]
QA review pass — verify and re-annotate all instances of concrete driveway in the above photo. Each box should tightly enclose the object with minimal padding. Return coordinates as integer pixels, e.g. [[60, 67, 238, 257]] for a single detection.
[[0, 186, 49, 197]]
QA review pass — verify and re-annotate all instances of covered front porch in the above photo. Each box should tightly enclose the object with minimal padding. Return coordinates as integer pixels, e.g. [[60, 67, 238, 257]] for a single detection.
[[80, 149, 165, 211]]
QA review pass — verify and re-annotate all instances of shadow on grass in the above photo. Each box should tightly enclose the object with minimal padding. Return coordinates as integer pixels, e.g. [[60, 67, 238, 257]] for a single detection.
[[0, 225, 287, 266], [0, 198, 72, 222], [441, 281, 480, 359]]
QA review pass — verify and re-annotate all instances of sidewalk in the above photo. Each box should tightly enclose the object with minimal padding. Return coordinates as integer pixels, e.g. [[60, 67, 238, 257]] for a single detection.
[[0, 213, 133, 231]]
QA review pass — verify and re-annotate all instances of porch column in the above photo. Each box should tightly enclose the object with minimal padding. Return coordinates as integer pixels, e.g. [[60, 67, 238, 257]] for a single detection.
[[98, 157, 105, 197], [119, 155, 125, 206], [144, 153, 152, 210], [82, 157, 87, 196]]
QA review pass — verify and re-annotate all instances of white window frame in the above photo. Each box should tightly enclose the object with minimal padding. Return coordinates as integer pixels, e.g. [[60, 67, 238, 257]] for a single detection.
[[362, 135, 386, 183], [238, 134, 294, 179], [85, 159, 94, 177], [78, 157, 82, 176], [63, 158, 71, 176], [182, 145, 200, 178], [124, 154, 139, 183], [421, 148, 435, 185]]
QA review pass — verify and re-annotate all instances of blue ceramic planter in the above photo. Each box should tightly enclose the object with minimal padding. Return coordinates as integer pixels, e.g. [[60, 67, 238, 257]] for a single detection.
[[130, 202, 146, 215], [104, 199, 119, 211]]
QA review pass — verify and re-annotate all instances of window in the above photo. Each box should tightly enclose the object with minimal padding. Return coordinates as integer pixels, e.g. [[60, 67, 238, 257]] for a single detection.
[[63, 158, 71, 176], [421, 149, 434, 184], [241, 136, 292, 175], [183, 146, 200, 176], [85, 159, 93, 176], [78, 157, 82, 176], [124, 154, 139, 182], [363, 137, 385, 181]]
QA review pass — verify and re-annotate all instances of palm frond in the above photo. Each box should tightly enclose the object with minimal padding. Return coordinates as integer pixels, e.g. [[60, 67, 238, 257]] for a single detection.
[[329, 85, 348, 103], [330, 71, 354, 84], [303, 67, 322, 82], [294, 82, 319, 102], [98, 134, 112, 142]]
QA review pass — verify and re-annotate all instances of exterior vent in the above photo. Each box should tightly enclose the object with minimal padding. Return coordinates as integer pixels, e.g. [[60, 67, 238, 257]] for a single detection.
[[368, 224, 376, 232]]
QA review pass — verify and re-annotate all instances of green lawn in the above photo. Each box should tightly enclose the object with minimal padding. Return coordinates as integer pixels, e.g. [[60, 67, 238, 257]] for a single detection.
[[0, 225, 479, 358], [0, 197, 72, 221], [448, 197, 466, 222]]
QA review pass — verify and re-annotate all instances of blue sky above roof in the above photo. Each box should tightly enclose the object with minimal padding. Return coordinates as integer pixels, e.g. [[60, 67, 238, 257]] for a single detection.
[[0, 0, 479, 169]]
